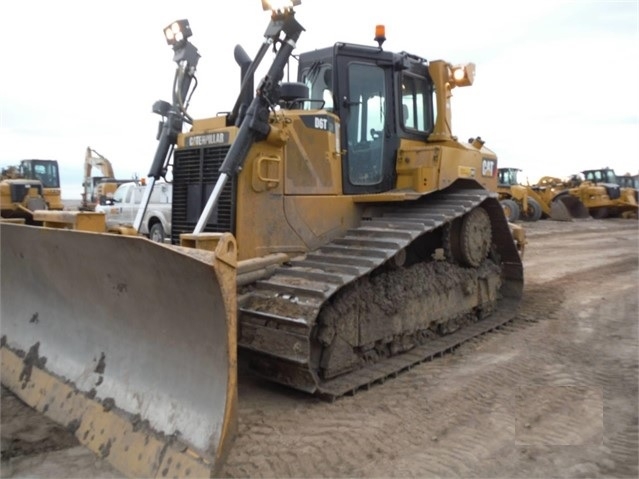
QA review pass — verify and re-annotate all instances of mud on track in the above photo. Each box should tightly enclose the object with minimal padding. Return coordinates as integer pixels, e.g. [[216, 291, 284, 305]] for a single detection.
[[1, 217, 638, 478]]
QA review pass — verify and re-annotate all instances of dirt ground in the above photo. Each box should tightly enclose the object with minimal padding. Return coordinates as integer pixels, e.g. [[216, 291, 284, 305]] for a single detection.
[[1, 217, 637, 478]]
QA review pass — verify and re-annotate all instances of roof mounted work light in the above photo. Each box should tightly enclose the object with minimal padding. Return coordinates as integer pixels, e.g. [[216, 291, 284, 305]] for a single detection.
[[164, 19, 192, 46], [261, 0, 301, 13]]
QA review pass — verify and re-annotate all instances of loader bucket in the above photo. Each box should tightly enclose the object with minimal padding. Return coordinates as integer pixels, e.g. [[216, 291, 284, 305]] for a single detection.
[[550, 193, 590, 221], [0, 222, 237, 478]]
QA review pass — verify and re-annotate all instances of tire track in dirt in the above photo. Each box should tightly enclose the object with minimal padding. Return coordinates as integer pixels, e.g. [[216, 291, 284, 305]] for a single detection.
[[550, 267, 638, 478], [484, 260, 638, 477]]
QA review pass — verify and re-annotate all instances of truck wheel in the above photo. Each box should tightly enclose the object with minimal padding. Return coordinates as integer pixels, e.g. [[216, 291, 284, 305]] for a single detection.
[[500, 199, 520, 222], [149, 223, 165, 243]]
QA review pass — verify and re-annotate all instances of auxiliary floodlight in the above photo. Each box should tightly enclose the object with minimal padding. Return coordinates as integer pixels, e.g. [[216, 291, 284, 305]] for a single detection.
[[450, 63, 475, 87], [164, 19, 192, 46]]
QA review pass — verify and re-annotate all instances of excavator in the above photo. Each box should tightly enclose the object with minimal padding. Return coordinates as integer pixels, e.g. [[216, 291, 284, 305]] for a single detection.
[[80, 146, 131, 211], [1, 2, 524, 477]]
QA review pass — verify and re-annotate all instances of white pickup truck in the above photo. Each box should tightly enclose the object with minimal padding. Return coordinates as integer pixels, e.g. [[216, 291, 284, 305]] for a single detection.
[[95, 182, 172, 242]]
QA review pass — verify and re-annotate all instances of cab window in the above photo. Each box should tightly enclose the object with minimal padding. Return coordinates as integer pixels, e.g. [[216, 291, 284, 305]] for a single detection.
[[401, 74, 431, 132], [347, 62, 385, 186], [301, 63, 333, 110]]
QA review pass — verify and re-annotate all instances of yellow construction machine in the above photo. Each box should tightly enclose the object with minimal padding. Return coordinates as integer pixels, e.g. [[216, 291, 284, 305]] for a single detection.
[[496, 167, 588, 222], [567, 168, 638, 219], [618, 172, 639, 191], [617, 173, 639, 216], [1, 2, 524, 477], [0, 159, 63, 222]]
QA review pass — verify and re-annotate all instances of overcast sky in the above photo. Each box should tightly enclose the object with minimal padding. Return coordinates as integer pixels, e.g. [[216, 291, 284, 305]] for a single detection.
[[1, 0, 637, 199]]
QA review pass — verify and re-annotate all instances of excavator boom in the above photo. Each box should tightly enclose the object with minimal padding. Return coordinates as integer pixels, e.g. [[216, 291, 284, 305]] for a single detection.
[[82, 147, 131, 210]]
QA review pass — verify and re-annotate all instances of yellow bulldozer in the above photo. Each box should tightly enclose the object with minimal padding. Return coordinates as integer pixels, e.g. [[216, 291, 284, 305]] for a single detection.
[[496, 167, 588, 222], [0, 159, 64, 222], [1, 2, 524, 477]]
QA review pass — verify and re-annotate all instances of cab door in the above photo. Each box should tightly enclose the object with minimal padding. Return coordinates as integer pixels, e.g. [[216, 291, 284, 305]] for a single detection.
[[334, 49, 399, 195]]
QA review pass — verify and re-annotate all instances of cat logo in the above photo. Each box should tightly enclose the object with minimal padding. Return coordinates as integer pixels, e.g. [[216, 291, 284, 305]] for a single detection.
[[481, 159, 496, 177]]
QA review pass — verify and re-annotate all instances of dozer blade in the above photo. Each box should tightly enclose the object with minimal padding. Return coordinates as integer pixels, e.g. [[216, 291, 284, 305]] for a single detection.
[[550, 195, 590, 221], [0, 223, 237, 478]]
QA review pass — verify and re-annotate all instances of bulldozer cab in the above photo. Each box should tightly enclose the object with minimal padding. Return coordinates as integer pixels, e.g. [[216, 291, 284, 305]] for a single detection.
[[298, 45, 433, 195], [19, 159, 60, 188]]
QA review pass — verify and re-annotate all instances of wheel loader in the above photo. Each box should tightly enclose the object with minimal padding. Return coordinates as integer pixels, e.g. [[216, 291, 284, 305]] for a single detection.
[[1, 2, 524, 477], [496, 167, 588, 222]]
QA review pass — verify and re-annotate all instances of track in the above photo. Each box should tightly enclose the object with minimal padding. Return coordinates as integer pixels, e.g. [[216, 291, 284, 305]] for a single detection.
[[238, 188, 523, 398]]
